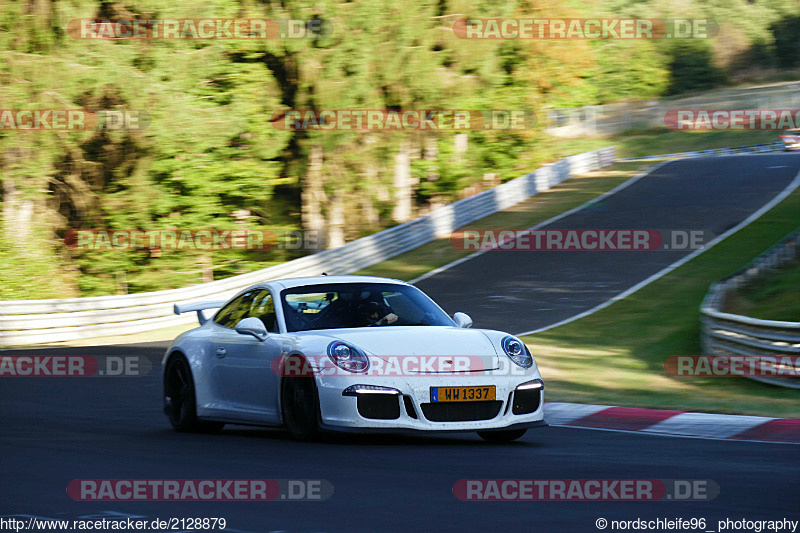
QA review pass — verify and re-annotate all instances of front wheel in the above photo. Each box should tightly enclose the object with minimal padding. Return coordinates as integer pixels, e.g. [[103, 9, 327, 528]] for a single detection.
[[477, 428, 527, 443], [281, 373, 320, 441], [164, 355, 223, 433]]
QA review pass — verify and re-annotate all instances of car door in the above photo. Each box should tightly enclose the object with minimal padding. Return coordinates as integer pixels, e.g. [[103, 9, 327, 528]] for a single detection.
[[209, 289, 283, 423]]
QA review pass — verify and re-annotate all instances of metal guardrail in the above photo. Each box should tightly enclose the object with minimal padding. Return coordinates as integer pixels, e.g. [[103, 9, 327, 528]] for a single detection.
[[0, 147, 616, 346], [700, 229, 800, 389], [615, 142, 785, 162]]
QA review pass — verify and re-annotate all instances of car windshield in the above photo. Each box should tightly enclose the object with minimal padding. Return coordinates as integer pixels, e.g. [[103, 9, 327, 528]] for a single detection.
[[280, 282, 455, 332]]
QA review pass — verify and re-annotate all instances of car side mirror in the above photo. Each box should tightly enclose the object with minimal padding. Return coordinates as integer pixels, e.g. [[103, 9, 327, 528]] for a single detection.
[[453, 312, 473, 329], [235, 317, 269, 341]]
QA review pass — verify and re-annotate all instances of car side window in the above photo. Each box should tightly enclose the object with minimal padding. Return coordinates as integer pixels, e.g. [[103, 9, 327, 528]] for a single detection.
[[213, 290, 258, 329], [249, 290, 278, 332]]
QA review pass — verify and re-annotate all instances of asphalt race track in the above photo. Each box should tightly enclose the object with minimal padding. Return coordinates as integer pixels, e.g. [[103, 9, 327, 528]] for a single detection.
[[2, 155, 799, 532], [1, 345, 799, 532], [417, 153, 800, 333]]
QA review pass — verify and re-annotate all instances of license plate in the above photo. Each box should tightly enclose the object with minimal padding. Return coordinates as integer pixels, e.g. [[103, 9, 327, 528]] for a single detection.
[[431, 386, 495, 402]]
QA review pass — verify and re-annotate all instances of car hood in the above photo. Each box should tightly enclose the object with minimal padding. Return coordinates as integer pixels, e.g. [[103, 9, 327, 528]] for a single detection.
[[307, 326, 500, 373]]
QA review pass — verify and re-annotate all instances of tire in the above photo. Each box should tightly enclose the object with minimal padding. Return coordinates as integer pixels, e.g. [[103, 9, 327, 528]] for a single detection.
[[281, 368, 320, 441], [477, 428, 527, 443], [163, 355, 224, 433]]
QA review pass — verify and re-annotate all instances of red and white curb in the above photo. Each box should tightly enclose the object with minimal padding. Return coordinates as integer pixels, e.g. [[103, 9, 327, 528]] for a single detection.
[[545, 403, 800, 444]]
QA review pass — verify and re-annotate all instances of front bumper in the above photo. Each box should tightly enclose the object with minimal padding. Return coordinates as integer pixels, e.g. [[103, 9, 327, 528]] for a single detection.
[[320, 419, 548, 435], [316, 373, 546, 432]]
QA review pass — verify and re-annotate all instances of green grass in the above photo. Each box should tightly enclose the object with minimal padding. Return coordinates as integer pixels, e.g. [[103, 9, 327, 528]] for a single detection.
[[725, 256, 800, 322], [522, 188, 800, 418]]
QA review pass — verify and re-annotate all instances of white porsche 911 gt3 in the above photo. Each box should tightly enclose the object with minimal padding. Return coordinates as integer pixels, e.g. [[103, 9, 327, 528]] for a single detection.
[[163, 275, 546, 442]]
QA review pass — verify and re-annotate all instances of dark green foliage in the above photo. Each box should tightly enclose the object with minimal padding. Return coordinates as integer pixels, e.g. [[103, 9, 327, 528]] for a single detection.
[[0, 0, 797, 297]]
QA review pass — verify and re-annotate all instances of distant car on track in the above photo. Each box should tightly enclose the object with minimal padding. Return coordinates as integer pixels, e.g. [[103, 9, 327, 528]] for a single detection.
[[781, 128, 800, 151], [163, 275, 546, 442]]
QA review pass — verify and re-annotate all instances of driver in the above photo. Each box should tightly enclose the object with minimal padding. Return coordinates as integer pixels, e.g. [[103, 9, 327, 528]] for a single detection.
[[357, 299, 398, 326]]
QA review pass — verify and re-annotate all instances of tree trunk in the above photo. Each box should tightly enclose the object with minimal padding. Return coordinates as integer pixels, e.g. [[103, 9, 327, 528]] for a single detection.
[[200, 253, 214, 283], [301, 143, 327, 248], [1, 176, 34, 249], [454, 133, 468, 161], [327, 190, 345, 249], [115, 270, 128, 295], [392, 138, 412, 223]]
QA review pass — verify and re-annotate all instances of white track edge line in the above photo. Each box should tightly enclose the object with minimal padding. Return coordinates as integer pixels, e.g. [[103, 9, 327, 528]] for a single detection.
[[516, 164, 800, 336], [548, 423, 800, 445], [408, 160, 675, 285]]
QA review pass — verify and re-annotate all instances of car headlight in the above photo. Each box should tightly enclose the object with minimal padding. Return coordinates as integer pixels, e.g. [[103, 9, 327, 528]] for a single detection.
[[501, 336, 533, 368], [342, 384, 401, 396], [327, 341, 370, 373]]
